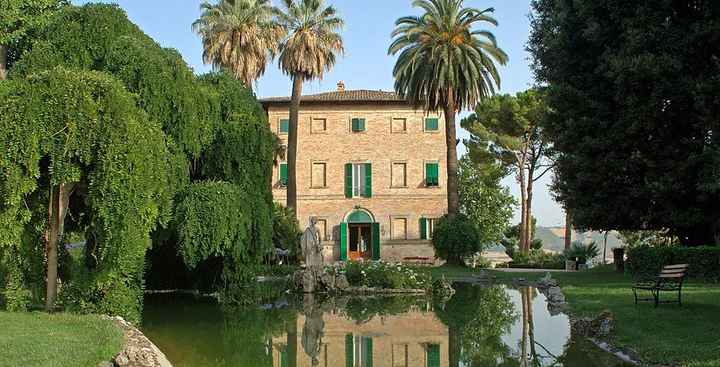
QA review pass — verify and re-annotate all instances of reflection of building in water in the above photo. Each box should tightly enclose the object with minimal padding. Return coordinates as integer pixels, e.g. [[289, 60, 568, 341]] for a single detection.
[[272, 309, 449, 367]]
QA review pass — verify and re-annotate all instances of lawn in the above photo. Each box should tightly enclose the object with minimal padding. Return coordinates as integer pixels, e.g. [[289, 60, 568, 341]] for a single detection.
[[0, 312, 124, 367], [431, 265, 720, 367]]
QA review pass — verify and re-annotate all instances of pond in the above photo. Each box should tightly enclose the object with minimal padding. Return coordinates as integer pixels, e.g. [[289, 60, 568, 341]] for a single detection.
[[142, 284, 632, 367]]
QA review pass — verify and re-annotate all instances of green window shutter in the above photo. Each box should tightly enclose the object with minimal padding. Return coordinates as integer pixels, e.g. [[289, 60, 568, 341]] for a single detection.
[[280, 347, 288, 367], [340, 223, 348, 261], [372, 223, 380, 260], [364, 163, 372, 198], [280, 119, 289, 133], [426, 344, 440, 367], [426, 163, 439, 186], [345, 334, 353, 367], [425, 118, 439, 131], [280, 163, 288, 186], [345, 163, 353, 198], [363, 337, 373, 367], [420, 218, 427, 240], [351, 118, 366, 132]]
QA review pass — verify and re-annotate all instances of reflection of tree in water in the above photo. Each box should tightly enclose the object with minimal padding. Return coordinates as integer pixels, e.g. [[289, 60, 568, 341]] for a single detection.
[[220, 303, 297, 367], [434, 284, 518, 367]]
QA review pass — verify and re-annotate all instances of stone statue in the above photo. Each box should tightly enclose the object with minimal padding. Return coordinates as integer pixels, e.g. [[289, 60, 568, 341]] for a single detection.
[[300, 217, 323, 293], [301, 217, 323, 268], [301, 294, 324, 367]]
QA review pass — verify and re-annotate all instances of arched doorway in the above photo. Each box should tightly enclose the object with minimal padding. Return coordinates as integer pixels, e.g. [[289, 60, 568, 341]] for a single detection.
[[340, 209, 380, 261]]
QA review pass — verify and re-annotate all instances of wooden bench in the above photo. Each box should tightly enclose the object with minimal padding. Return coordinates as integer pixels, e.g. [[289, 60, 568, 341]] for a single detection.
[[402, 256, 434, 266], [632, 264, 689, 307]]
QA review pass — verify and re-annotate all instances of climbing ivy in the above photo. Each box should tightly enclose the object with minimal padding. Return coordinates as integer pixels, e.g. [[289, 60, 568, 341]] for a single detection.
[[0, 68, 169, 321]]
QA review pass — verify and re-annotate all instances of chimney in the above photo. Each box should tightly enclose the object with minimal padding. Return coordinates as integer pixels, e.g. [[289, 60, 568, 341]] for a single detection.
[[337, 81, 345, 92]]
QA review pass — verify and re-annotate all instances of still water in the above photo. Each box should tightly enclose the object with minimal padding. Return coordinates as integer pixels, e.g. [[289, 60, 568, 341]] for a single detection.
[[142, 284, 631, 367]]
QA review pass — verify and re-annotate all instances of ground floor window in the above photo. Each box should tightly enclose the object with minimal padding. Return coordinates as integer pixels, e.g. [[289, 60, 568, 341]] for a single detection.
[[420, 217, 436, 240], [346, 334, 373, 367]]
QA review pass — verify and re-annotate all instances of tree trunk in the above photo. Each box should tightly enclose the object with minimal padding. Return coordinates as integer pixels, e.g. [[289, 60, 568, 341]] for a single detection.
[[564, 209, 572, 251], [287, 75, 303, 217], [520, 287, 529, 366], [0, 44, 7, 80], [518, 167, 528, 253], [443, 95, 460, 218], [525, 177, 534, 252], [603, 231, 609, 264], [45, 183, 74, 311]]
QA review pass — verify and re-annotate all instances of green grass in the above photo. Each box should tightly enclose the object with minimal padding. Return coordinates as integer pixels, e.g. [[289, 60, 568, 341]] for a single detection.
[[0, 312, 124, 367], [430, 265, 720, 367]]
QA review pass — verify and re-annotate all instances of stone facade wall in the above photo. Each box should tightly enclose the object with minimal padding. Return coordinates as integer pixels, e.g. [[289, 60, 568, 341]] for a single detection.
[[266, 101, 448, 261]]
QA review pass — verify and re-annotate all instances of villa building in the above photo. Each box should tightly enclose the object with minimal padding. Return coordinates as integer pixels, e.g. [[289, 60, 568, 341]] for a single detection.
[[260, 82, 447, 263]]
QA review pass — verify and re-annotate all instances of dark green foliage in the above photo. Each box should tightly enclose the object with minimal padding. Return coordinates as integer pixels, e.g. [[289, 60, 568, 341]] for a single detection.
[[432, 214, 483, 266], [529, 0, 720, 245], [11, 4, 216, 162], [0, 68, 169, 321], [343, 296, 429, 323], [626, 245, 720, 281], [175, 181, 254, 267], [272, 203, 300, 255]]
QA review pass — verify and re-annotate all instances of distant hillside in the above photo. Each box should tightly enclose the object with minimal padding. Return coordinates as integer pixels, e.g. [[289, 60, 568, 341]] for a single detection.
[[534, 227, 625, 256]]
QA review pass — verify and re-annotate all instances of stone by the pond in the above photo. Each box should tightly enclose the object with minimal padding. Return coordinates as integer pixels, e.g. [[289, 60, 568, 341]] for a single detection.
[[546, 286, 566, 303], [536, 273, 558, 289], [572, 310, 615, 338], [98, 362, 114, 367]]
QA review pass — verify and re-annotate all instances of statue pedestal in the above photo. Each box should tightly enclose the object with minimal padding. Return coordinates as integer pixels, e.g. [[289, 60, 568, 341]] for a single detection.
[[293, 266, 349, 294]]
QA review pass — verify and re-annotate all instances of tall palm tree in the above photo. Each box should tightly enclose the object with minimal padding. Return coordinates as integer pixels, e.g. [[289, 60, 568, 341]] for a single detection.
[[276, 0, 344, 215], [193, 0, 284, 89], [389, 0, 508, 217]]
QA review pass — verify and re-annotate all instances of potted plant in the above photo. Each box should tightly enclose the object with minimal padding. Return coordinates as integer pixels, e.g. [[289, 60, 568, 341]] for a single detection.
[[564, 241, 599, 271]]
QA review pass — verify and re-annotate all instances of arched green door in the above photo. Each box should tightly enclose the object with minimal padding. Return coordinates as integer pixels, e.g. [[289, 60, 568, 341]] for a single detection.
[[340, 210, 380, 261]]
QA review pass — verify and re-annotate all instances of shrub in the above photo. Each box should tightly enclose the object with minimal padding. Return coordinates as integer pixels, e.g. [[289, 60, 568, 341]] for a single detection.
[[272, 203, 300, 256], [336, 261, 431, 290], [563, 241, 600, 264], [508, 249, 565, 270], [626, 245, 720, 281], [431, 214, 482, 266]]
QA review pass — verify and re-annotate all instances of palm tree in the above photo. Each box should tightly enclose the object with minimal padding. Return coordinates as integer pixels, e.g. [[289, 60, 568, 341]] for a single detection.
[[193, 0, 284, 89], [389, 0, 508, 217], [276, 0, 344, 215]]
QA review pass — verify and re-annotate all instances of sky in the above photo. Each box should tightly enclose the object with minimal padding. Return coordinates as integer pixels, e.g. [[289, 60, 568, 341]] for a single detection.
[[73, 0, 565, 227]]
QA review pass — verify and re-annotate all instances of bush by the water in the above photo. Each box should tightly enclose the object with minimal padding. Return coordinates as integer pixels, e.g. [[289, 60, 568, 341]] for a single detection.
[[626, 245, 720, 281], [431, 214, 483, 265], [336, 261, 431, 290], [506, 249, 565, 269]]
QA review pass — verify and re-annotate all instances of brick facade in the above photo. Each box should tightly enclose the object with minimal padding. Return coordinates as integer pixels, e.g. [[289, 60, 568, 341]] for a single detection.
[[262, 88, 448, 262]]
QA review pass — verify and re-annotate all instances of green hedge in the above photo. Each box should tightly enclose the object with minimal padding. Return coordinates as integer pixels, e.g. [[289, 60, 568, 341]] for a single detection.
[[626, 245, 720, 281]]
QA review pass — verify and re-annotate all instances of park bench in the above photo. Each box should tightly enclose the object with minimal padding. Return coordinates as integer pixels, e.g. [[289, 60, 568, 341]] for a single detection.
[[632, 264, 689, 307], [403, 256, 434, 266]]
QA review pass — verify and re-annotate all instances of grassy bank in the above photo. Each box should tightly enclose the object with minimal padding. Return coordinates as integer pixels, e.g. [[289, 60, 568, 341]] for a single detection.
[[0, 312, 123, 367], [431, 265, 720, 367]]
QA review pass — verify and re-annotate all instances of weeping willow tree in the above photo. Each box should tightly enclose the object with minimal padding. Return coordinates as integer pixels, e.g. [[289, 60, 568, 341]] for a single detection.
[[0, 68, 170, 320], [1, 4, 276, 318]]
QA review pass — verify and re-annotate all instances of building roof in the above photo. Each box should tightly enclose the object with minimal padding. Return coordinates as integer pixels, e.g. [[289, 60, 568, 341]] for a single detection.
[[259, 89, 407, 105]]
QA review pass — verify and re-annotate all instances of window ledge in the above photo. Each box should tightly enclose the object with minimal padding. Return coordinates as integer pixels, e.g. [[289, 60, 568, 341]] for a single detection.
[[390, 186, 409, 189]]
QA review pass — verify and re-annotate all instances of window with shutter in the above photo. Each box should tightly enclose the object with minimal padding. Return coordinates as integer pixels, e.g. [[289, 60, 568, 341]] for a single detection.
[[425, 163, 439, 187], [426, 344, 440, 367], [351, 118, 366, 132], [279, 163, 288, 187], [348, 163, 371, 198], [420, 217, 427, 240], [424, 118, 439, 131], [279, 118, 289, 134]]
